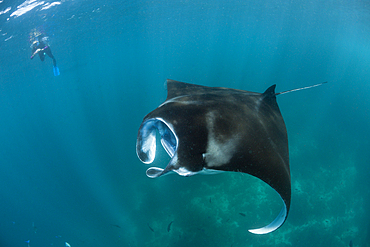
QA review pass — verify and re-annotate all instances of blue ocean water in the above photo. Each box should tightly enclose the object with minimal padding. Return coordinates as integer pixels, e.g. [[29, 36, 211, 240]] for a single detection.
[[0, 0, 369, 246]]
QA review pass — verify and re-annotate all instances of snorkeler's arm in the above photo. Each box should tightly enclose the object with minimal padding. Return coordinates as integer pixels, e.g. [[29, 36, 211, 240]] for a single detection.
[[31, 48, 42, 59], [30, 46, 48, 59]]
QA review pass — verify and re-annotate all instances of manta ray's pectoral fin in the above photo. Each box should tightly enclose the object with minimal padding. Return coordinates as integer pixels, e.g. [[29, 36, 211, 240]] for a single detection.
[[248, 197, 288, 234]]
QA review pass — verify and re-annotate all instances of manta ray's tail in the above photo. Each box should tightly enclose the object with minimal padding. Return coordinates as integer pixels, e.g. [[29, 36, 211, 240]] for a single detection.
[[275, 81, 327, 96]]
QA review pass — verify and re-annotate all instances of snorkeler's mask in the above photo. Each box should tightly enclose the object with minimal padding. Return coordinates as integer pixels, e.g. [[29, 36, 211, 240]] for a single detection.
[[40, 36, 48, 43]]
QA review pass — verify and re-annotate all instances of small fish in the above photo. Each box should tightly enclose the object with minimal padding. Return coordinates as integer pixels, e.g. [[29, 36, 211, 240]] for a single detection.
[[349, 240, 353, 247], [65, 242, 71, 247], [167, 221, 173, 232], [147, 223, 154, 232], [110, 224, 121, 229], [239, 213, 246, 217], [32, 222, 37, 233], [209, 197, 212, 203]]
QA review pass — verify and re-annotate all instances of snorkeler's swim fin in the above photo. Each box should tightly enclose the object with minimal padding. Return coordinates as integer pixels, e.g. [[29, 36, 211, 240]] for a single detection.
[[53, 66, 60, 76]]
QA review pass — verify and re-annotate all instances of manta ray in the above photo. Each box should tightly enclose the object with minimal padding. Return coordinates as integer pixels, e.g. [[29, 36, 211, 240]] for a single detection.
[[136, 79, 325, 234]]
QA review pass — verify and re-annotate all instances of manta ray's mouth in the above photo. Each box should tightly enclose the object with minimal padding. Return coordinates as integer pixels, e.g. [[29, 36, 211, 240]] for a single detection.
[[136, 118, 178, 177]]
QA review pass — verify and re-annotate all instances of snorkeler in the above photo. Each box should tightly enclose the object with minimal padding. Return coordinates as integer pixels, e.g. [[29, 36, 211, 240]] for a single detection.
[[30, 34, 60, 76]]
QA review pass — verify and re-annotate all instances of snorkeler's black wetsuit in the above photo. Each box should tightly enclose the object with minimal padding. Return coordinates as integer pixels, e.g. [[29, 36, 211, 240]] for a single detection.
[[31, 40, 57, 67]]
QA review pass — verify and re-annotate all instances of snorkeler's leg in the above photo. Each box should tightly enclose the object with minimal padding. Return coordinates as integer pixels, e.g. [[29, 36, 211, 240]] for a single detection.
[[39, 52, 45, 61], [50, 57, 57, 67], [45, 47, 59, 75], [45, 48, 59, 76], [45, 47, 57, 66]]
